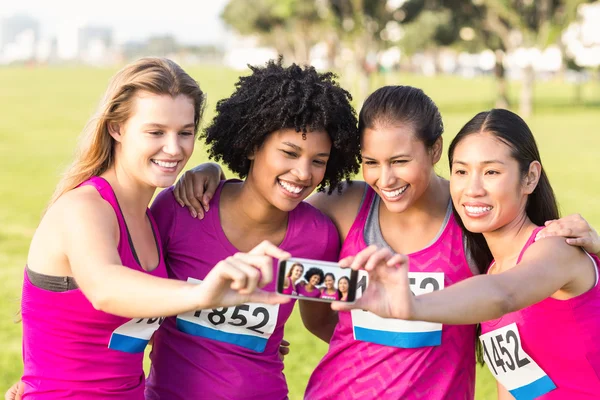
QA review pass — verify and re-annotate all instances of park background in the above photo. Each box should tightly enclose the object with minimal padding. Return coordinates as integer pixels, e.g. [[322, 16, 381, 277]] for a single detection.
[[1, 1, 600, 399]]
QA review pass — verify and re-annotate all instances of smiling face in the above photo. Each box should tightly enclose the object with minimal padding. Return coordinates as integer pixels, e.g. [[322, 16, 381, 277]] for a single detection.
[[111, 92, 196, 189], [309, 273, 322, 287], [247, 128, 331, 212], [290, 264, 304, 281], [338, 277, 349, 293], [324, 274, 335, 289], [450, 132, 539, 234], [361, 122, 442, 214]]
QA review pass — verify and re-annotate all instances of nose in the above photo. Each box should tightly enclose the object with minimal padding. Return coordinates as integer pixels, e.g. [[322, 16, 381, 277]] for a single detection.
[[379, 165, 395, 188], [163, 132, 183, 157], [465, 173, 486, 197], [291, 159, 311, 182]]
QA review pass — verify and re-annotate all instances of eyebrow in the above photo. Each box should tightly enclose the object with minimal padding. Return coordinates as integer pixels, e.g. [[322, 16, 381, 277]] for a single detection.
[[362, 154, 411, 161], [142, 123, 196, 129], [282, 141, 329, 157], [452, 160, 506, 165]]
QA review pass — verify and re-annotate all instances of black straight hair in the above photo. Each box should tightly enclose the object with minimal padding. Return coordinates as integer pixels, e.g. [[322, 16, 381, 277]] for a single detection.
[[448, 109, 560, 274]]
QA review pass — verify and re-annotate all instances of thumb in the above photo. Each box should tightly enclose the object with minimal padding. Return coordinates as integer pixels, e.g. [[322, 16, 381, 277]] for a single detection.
[[247, 290, 290, 305]]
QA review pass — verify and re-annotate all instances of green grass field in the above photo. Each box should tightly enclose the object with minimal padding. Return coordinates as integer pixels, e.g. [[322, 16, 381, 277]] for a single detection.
[[1, 65, 599, 399]]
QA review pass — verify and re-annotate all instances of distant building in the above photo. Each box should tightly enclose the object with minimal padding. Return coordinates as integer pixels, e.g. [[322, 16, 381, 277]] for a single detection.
[[0, 14, 40, 63]]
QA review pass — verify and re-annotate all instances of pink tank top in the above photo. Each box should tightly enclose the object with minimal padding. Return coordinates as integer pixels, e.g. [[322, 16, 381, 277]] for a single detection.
[[146, 181, 340, 400], [320, 289, 339, 300], [480, 227, 600, 399], [21, 176, 167, 399], [306, 187, 476, 399], [297, 283, 321, 298], [282, 277, 297, 295]]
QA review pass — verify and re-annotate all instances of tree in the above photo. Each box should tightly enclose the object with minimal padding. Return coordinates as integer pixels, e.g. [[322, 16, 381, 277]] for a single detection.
[[222, 0, 328, 63], [477, 0, 589, 116]]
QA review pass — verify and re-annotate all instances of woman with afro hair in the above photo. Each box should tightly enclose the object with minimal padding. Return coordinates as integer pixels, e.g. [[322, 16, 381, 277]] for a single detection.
[[144, 58, 361, 400], [297, 267, 325, 298]]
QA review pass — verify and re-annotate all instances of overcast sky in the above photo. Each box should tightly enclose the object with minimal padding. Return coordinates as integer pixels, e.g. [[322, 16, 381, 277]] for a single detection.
[[0, 0, 231, 45]]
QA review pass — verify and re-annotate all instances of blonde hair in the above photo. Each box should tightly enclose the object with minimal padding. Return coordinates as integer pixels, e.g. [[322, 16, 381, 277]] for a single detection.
[[49, 57, 205, 205]]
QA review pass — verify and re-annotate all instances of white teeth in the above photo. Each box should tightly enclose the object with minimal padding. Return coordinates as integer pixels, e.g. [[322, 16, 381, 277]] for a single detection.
[[278, 180, 303, 194], [153, 160, 177, 168], [465, 205, 493, 214], [381, 185, 408, 198]]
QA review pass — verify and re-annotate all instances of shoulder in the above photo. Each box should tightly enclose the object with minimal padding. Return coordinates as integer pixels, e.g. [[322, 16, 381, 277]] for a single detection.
[[523, 235, 590, 266], [151, 186, 177, 212], [307, 180, 368, 240], [53, 185, 115, 223]]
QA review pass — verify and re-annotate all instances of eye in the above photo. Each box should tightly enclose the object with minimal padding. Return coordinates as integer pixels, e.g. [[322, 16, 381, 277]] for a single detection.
[[363, 160, 377, 166], [149, 131, 163, 136], [179, 131, 194, 136], [313, 159, 327, 166], [485, 170, 500, 175], [282, 150, 298, 158], [392, 159, 408, 165], [453, 169, 467, 175]]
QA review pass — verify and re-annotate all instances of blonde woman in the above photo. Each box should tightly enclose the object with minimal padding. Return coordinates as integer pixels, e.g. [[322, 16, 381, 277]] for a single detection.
[[13, 58, 288, 400]]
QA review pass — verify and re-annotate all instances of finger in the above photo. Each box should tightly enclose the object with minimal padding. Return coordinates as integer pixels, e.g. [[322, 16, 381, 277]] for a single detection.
[[279, 347, 290, 355], [247, 290, 291, 305], [173, 179, 185, 207], [544, 219, 556, 227], [331, 298, 362, 312], [213, 259, 247, 291], [364, 248, 396, 271], [386, 253, 409, 268], [249, 240, 291, 260], [350, 245, 379, 270], [203, 178, 221, 212], [233, 253, 273, 287], [185, 175, 205, 219], [280, 339, 290, 347], [176, 178, 197, 218], [227, 258, 262, 294], [16, 383, 24, 399], [565, 237, 591, 247], [338, 256, 355, 267]]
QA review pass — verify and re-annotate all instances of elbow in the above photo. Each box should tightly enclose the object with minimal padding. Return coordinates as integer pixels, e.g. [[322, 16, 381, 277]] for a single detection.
[[493, 284, 519, 318], [86, 287, 114, 314]]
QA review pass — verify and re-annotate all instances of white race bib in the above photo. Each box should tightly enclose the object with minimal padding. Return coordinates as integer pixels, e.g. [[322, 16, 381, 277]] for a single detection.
[[176, 278, 279, 352], [351, 270, 444, 348], [480, 323, 556, 400], [108, 316, 164, 353]]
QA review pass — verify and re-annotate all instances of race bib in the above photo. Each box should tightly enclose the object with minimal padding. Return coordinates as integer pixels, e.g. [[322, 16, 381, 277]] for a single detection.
[[176, 278, 279, 352], [108, 316, 164, 353], [480, 323, 556, 400], [352, 270, 444, 348]]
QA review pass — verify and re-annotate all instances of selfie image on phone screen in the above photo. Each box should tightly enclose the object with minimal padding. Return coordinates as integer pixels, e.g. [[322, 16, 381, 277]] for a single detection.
[[277, 258, 358, 303]]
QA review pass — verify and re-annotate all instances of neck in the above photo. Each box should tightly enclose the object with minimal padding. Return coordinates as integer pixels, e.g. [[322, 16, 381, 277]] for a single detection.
[[380, 174, 449, 227], [102, 163, 155, 219], [223, 179, 288, 232], [483, 211, 537, 271]]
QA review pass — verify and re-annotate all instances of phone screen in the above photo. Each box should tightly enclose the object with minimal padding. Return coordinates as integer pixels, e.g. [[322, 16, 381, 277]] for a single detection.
[[277, 257, 358, 303]]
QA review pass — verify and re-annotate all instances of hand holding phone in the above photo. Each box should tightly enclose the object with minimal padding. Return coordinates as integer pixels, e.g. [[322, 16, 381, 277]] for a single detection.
[[277, 258, 358, 303]]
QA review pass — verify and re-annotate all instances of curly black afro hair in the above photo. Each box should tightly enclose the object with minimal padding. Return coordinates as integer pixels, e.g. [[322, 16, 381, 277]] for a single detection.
[[201, 58, 361, 194]]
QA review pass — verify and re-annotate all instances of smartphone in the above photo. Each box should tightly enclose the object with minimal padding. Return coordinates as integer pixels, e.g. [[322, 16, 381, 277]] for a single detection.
[[277, 257, 358, 303]]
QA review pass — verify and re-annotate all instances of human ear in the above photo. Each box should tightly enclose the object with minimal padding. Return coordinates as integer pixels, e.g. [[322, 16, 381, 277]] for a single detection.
[[523, 161, 541, 194], [107, 122, 122, 142], [430, 137, 443, 164]]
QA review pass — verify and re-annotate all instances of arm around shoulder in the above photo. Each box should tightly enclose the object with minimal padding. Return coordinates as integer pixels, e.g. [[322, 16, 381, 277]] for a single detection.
[[307, 180, 366, 242]]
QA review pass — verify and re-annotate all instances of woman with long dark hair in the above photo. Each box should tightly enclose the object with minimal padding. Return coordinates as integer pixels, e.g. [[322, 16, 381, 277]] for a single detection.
[[339, 109, 600, 399]]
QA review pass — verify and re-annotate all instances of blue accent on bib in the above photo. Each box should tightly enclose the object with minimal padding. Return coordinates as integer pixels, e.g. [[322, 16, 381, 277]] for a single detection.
[[354, 326, 442, 348], [108, 333, 149, 353], [177, 318, 268, 352], [509, 375, 556, 400]]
